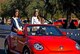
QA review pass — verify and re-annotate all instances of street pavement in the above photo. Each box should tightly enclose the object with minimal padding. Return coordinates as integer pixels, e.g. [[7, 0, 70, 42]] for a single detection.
[[0, 38, 5, 54], [0, 29, 11, 54]]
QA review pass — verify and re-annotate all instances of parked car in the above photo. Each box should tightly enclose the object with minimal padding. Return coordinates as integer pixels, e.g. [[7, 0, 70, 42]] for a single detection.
[[53, 20, 63, 26], [53, 18, 79, 29], [4, 24, 80, 54], [53, 19, 66, 28], [69, 19, 78, 29]]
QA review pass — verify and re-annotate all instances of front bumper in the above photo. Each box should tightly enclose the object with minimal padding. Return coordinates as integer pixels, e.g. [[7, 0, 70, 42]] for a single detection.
[[32, 50, 80, 54]]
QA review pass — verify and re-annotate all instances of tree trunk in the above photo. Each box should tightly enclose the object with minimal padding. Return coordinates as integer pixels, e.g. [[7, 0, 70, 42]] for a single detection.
[[51, 14, 53, 20], [66, 11, 71, 29], [1, 17, 5, 24], [44, 12, 47, 19]]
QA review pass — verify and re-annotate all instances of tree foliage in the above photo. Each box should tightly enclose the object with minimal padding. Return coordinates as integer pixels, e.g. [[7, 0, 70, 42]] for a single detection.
[[58, 0, 80, 28], [43, 0, 80, 28], [0, 0, 13, 17], [1, 0, 80, 20], [0, 0, 31, 17]]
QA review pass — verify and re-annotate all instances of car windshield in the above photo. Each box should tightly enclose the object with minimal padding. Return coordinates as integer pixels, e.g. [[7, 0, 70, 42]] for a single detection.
[[27, 25, 63, 36]]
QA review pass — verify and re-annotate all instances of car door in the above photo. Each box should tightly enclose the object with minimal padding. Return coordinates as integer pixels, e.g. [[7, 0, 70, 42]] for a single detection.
[[15, 35, 26, 52], [10, 32, 18, 50]]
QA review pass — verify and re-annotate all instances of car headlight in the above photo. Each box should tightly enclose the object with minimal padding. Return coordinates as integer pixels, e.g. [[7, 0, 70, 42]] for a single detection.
[[34, 43, 44, 50], [76, 43, 80, 50]]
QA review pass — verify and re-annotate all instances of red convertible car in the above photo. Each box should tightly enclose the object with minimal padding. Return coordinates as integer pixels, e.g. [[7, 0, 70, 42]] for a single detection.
[[4, 24, 80, 54]]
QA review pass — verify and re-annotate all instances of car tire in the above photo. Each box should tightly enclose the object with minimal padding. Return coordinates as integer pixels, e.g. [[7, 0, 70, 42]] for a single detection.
[[4, 40, 11, 54], [22, 47, 30, 54]]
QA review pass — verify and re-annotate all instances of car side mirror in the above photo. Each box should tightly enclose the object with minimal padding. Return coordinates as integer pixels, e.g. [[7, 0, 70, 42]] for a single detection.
[[62, 32, 66, 36], [17, 31, 24, 36]]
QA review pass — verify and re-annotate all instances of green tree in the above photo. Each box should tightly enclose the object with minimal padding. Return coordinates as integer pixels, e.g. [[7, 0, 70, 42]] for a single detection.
[[9, 0, 31, 17], [0, 0, 14, 24], [58, 0, 80, 28], [44, 0, 57, 19], [44, 0, 80, 28]]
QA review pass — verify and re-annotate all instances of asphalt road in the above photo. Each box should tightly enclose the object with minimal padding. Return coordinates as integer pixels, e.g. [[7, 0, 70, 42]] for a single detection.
[[0, 30, 10, 54], [0, 38, 5, 54]]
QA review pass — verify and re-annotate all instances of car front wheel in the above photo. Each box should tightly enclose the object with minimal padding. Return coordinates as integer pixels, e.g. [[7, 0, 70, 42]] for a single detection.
[[23, 47, 30, 54]]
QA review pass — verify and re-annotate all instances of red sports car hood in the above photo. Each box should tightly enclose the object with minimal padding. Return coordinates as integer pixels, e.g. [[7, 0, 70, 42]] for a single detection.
[[28, 36, 76, 51]]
